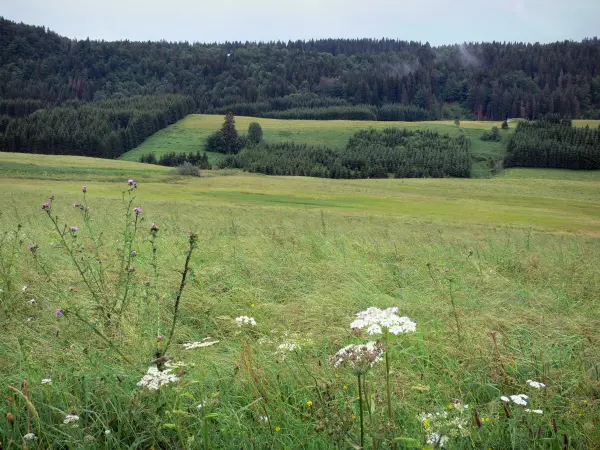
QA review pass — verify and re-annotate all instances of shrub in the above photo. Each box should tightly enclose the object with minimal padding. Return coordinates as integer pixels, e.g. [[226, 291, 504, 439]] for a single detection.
[[175, 161, 201, 177]]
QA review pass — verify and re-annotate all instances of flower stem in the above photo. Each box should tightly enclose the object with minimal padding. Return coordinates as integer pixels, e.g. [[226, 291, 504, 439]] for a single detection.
[[384, 330, 397, 449], [357, 373, 364, 449]]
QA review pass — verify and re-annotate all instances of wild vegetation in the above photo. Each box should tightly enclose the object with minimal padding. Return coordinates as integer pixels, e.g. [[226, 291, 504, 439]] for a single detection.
[[0, 154, 599, 448]]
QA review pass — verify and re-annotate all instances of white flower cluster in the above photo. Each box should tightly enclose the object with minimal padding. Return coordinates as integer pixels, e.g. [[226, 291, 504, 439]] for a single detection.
[[278, 342, 299, 352], [500, 394, 528, 406], [137, 365, 179, 390], [420, 404, 470, 449], [235, 316, 256, 327], [183, 340, 219, 350], [350, 307, 416, 335], [331, 341, 383, 373], [41, 378, 52, 385], [525, 408, 544, 414], [63, 414, 80, 424], [526, 379, 546, 389], [23, 432, 36, 441]]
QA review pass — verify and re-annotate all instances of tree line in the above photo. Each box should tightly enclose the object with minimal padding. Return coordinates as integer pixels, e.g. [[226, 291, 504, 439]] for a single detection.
[[1, 17, 600, 121], [220, 128, 472, 179], [140, 150, 212, 168], [0, 95, 195, 158], [504, 117, 600, 170]]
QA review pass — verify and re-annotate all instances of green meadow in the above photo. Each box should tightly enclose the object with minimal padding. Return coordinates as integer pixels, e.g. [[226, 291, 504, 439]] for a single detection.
[[1, 148, 599, 448]]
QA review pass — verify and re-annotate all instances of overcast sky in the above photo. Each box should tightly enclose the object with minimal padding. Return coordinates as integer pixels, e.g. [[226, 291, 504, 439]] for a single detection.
[[3, 0, 599, 46]]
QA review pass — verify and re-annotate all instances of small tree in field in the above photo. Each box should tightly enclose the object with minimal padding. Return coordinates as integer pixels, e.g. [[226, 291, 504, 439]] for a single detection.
[[502, 119, 509, 130], [221, 112, 242, 154], [454, 119, 460, 127], [248, 122, 263, 145]]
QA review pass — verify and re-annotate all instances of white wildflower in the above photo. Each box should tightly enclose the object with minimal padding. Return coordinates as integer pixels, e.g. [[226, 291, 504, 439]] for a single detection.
[[23, 432, 36, 441], [508, 394, 528, 406], [104, 429, 111, 435], [259, 415, 269, 422], [350, 307, 416, 335], [197, 402, 205, 409], [235, 316, 256, 327], [183, 340, 219, 350], [28, 299, 36, 305], [331, 341, 384, 374], [26, 317, 33, 322], [136, 365, 179, 390], [165, 361, 187, 369], [500, 396, 509, 402], [426, 433, 449, 447], [63, 414, 80, 424], [525, 408, 543, 414], [526, 379, 546, 389], [22, 285, 28, 291], [41, 378, 52, 385], [278, 342, 299, 352]]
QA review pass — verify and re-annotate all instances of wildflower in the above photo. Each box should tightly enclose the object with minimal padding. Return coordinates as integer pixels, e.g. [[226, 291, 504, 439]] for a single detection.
[[41, 378, 52, 385], [183, 340, 219, 350], [350, 307, 416, 335], [70, 226, 79, 232], [235, 316, 257, 327], [84, 435, 95, 443], [82, 186, 87, 193], [251, 303, 255, 307], [331, 341, 384, 374], [133, 181, 137, 188], [22, 284, 28, 291], [278, 342, 298, 352], [501, 394, 528, 406], [197, 402, 205, 409], [68, 285, 74, 291], [104, 429, 111, 435], [73, 202, 79, 208], [526, 379, 546, 389], [28, 243, 39, 252], [306, 400, 313, 407], [131, 250, 137, 257], [133, 207, 143, 215], [42, 202, 51, 211], [28, 299, 36, 305], [481, 417, 491, 423], [63, 414, 79, 424], [128, 179, 134, 186], [343, 385, 348, 390], [128, 265, 135, 272], [423, 418, 431, 427], [157, 335, 163, 342], [137, 365, 179, 390], [426, 433, 449, 447], [275, 426, 281, 432], [525, 409, 543, 414], [23, 432, 36, 441], [56, 309, 65, 317], [259, 415, 269, 422], [150, 223, 160, 232]]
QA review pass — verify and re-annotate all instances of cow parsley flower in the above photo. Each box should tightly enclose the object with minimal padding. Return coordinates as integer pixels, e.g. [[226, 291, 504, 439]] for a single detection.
[[137, 365, 179, 390], [183, 340, 219, 350], [526, 379, 546, 389], [63, 414, 79, 424], [331, 341, 384, 374], [235, 316, 256, 327], [350, 307, 416, 335]]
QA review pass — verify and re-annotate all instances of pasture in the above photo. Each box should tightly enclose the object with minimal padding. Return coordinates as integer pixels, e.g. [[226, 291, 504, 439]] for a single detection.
[[0, 152, 599, 448]]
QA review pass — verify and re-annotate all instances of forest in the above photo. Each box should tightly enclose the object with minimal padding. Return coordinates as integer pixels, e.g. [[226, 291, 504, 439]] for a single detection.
[[504, 117, 600, 169], [221, 128, 472, 178], [1, 17, 600, 122]]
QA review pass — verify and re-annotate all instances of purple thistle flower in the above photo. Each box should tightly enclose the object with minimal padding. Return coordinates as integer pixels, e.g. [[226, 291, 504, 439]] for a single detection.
[[42, 202, 51, 211], [56, 309, 65, 318], [82, 186, 87, 193], [150, 223, 159, 232], [133, 181, 137, 188], [74, 203, 79, 208], [128, 179, 134, 186], [157, 335, 163, 342], [28, 243, 39, 252], [128, 265, 135, 272], [133, 207, 143, 215], [71, 226, 79, 232]]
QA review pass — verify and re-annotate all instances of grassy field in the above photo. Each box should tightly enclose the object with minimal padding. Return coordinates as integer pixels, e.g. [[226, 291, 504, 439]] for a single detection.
[[121, 115, 517, 177], [1, 153, 599, 448]]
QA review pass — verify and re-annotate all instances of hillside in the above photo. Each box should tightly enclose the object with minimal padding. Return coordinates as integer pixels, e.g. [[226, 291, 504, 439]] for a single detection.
[[1, 17, 600, 121]]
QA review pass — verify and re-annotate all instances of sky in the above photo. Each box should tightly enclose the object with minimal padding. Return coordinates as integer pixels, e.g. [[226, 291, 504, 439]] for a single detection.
[[3, 0, 599, 46]]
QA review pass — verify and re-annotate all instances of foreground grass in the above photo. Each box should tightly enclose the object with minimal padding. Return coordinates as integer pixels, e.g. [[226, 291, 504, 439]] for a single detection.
[[0, 155, 599, 448]]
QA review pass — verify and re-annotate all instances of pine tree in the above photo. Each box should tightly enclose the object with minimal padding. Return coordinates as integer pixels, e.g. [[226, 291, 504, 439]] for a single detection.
[[220, 112, 242, 154]]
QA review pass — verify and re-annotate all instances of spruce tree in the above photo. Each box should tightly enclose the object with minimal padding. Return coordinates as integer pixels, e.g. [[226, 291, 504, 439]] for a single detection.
[[221, 112, 242, 154]]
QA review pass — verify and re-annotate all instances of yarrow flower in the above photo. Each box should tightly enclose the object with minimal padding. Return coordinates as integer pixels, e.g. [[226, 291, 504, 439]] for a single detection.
[[235, 316, 257, 327], [525, 409, 543, 414], [23, 433, 36, 441], [133, 207, 143, 215], [331, 341, 384, 374], [526, 379, 546, 389], [63, 414, 79, 424], [501, 394, 528, 406], [183, 340, 219, 350], [278, 342, 299, 352], [137, 365, 179, 390], [41, 378, 52, 385], [350, 307, 416, 335], [131, 250, 137, 257]]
